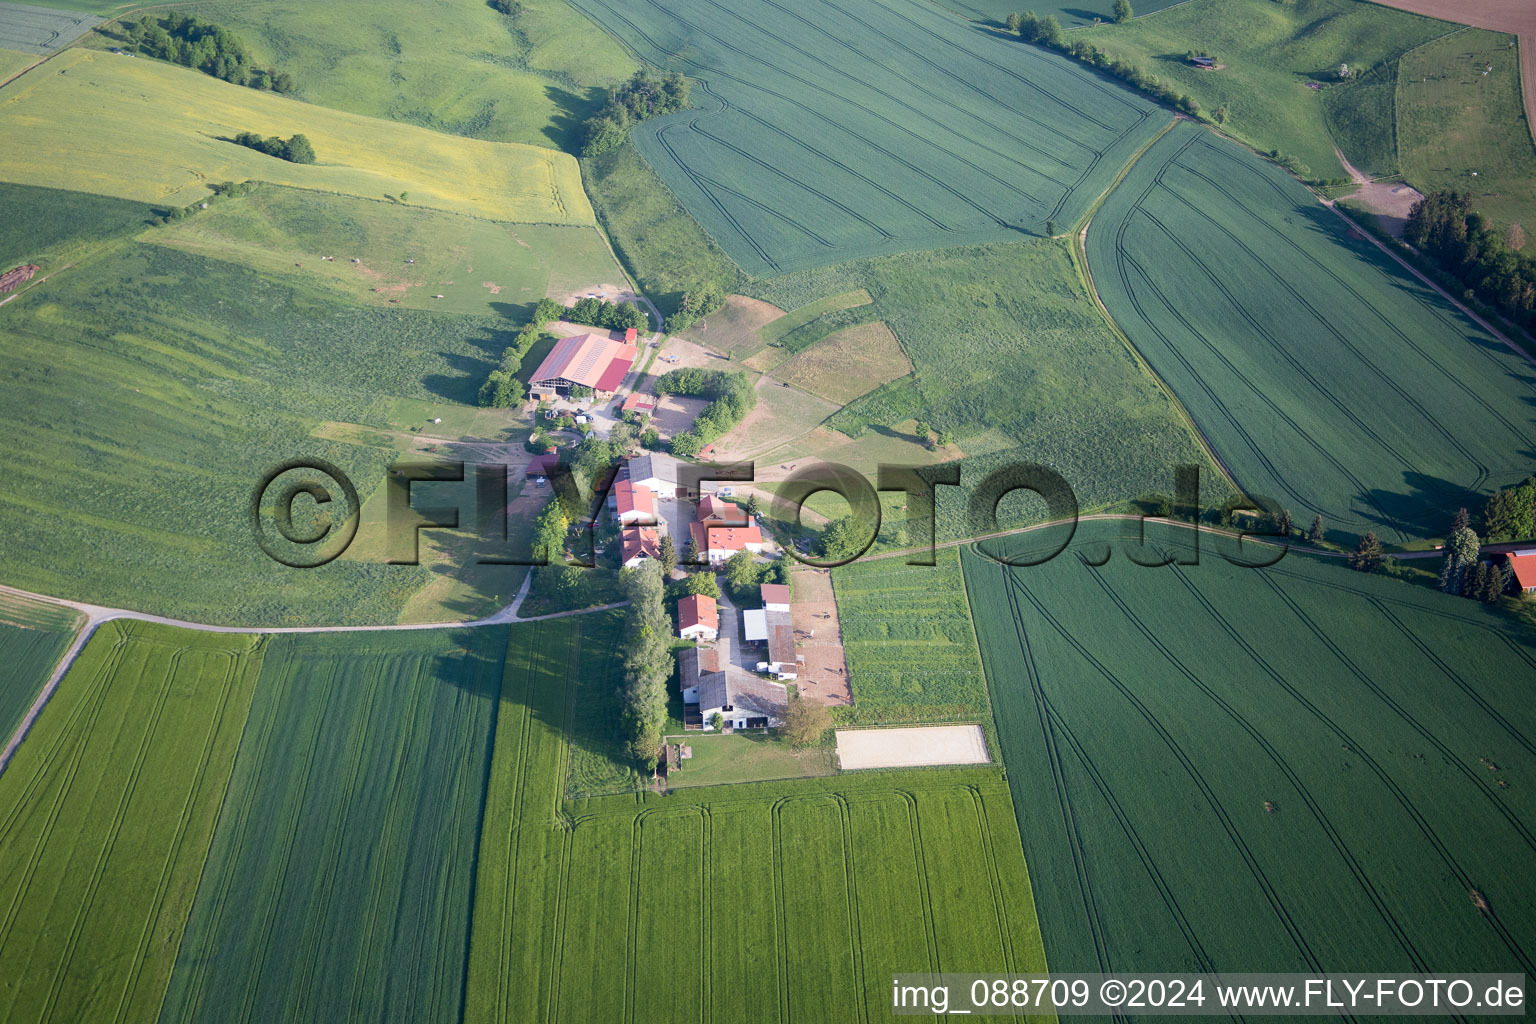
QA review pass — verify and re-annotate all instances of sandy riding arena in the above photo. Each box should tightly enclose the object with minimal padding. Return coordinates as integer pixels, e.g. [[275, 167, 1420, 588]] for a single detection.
[[835, 725, 989, 770]]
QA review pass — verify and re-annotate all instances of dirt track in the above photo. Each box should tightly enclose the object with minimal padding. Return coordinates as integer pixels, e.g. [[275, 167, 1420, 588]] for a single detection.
[[1366, 0, 1536, 147]]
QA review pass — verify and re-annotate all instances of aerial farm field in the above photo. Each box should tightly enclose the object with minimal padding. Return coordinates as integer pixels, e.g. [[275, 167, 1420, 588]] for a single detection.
[[159, 628, 506, 1024], [0, 49, 592, 223], [1077, 0, 1453, 180], [0, 621, 264, 1024], [466, 614, 1050, 1024], [150, 185, 625, 318], [0, 2, 99, 54], [769, 321, 913, 403], [1397, 28, 1536, 232], [963, 518, 1536, 977], [0, 192, 551, 623], [0, 593, 80, 741], [939, 0, 1184, 30], [0, 45, 35, 78], [160, 0, 638, 150], [1086, 121, 1536, 543], [572, 0, 1167, 273]]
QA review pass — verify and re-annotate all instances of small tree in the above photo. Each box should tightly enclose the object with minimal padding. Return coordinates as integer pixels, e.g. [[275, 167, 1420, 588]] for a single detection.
[[1307, 515, 1325, 546], [1506, 223, 1527, 252], [1337, 63, 1352, 80], [1277, 509, 1293, 538], [1479, 561, 1506, 603], [1113, 0, 1133, 23], [710, 711, 725, 732], [659, 534, 677, 575], [1454, 506, 1470, 533], [745, 493, 761, 519], [782, 695, 831, 748], [1349, 532, 1383, 573], [1005, 12, 1022, 31], [682, 533, 700, 566]]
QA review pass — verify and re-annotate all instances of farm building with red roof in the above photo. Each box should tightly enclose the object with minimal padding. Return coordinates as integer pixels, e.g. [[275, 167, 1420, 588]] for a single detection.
[[609, 478, 656, 525], [689, 521, 765, 564], [678, 594, 719, 641], [1506, 551, 1536, 593], [621, 392, 655, 415], [620, 526, 662, 568], [528, 332, 637, 399], [525, 453, 561, 478]]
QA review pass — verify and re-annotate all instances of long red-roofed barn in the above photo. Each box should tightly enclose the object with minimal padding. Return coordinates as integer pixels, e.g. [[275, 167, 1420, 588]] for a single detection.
[[528, 332, 637, 399]]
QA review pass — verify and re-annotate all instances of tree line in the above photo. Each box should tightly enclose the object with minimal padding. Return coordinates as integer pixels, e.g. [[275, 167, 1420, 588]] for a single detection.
[[1007, 10, 1200, 118], [580, 71, 691, 158], [231, 132, 316, 164], [1405, 191, 1536, 332], [664, 285, 725, 333], [566, 296, 647, 333], [619, 560, 671, 772], [125, 14, 294, 92], [653, 368, 756, 457], [1438, 507, 1516, 603]]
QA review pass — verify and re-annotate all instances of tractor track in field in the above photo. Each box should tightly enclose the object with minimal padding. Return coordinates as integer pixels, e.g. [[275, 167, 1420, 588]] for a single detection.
[[892, 790, 942, 973], [1168, 565, 1536, 976], [1080, 564, 1441, 980], [1005, 570, 1336, 978]]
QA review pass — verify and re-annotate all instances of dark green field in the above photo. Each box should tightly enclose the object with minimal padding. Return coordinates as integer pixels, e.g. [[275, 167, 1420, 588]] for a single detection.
[[1087, 122, 1536, 544], [574, 0, 1165, 273], [0, 593, 80, 741], [964, 518, 1536, 978]]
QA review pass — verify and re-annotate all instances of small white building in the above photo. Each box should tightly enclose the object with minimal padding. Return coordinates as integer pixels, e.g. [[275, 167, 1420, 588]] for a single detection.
[[628, 453, 681, 497], [678, 594, 719, 642]]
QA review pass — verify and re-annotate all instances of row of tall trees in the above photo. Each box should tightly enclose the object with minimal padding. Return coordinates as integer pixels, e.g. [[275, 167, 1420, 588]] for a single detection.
[[580, 71, 691, 158], [654, 368, 756, 456], [1439, 507, 1515, 603], [126, 14, 293, 92], [620, 560, 672, 770], [565, 296, 647, 333], [1405, 191, 1536, 331], [664, 284, 726, 332]]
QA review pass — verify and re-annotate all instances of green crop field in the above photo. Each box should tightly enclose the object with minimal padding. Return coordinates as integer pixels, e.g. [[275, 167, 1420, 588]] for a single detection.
[[833, 550, 993, 724], [0, 1, 99, 54], [0, 621, 264, 1024], [158, 627, 505, 1024], [746, 238, 1226, 537], [962, 518, 1536, 977], [0, 49, 592, 224], [150, 185, 624, 318], [155, 0, 637, 151], [1086, 122, 1536, 544], [0, 181, 154, 271], [1398, 28, 1536, 232], [1078, 0, 1453, 180], [0, 593, 80, 741], [571, 0, 1166, 274], [0, 44, 36, 78], [466, 613, 1051, 1024], [0, 185, 561, 624]]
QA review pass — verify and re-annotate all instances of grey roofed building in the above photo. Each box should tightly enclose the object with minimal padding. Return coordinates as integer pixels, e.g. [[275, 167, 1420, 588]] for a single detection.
[[680, 639, 787, 729], [628, 452, 681, 495]]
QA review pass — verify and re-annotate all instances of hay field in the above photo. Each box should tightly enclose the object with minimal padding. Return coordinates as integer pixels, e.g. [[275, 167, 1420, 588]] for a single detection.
[[0, 621, 264, 1024], [1087, 122, 1536, 543], [0, 2, 99, 55], [964, 518, 1536, 978], [150, 185, 624, 317], [772, 320, 913, 404], [572, 0, 1166, 273], [0, 49, 592, 223]]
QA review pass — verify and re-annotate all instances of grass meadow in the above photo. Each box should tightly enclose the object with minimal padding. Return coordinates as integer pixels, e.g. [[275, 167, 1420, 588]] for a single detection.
[[769, 321, 913, 403], [0, 45, 36, 78], [0, 593, 81, 741], [940, 0, 1185, 30], [1397, 28, 1536, 232], [157, 0, 637, 151], [1087, 122, 1536, 544], [150, 185, 624, 319], [963, 518, 1536, 978], [0, 49, 592, 223], [0, 185, 552, 624], [0, 181, 154, 271], [0, 621, 264, 1024], [746, 238, 1226, 538], [466, 613, 1051, 1024], [573, 0, 1166, 274], [159, 628, 506, 1024], [1078, 0, 1453, 179]]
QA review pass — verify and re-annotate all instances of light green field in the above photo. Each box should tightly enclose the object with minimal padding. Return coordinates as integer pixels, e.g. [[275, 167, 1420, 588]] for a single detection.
[[150, 185, 624, 317], [466, 614, 1051, 1024], [159, 628, 506, 1024], [0, 621, 264, 1024], [966, 518, 1536, 978], [0, 44, 36, 77], [151, 0, 637, 150], [1078, 0, 1454, 179], [0, 184, 551, 625], [0, 48, 592, 223], [660, 730, 837, 788], [1398, 28, 1536, 231]]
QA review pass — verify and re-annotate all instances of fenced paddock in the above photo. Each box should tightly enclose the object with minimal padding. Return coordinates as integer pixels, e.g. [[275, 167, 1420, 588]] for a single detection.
[[836, 724, 990, 769]]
